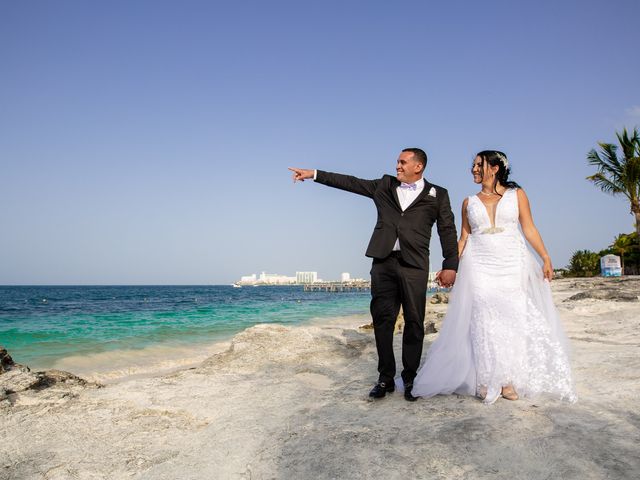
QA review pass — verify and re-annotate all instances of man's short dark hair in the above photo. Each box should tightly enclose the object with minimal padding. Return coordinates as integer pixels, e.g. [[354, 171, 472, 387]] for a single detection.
[[402, 148, 427, 168]]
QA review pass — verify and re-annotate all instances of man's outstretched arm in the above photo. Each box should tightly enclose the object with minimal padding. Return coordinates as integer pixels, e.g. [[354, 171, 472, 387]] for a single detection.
[[288, 167, 379, 198]]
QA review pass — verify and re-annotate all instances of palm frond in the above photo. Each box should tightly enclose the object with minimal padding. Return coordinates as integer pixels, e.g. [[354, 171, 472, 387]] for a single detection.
[[586, 173, 627, 197], [587, 144, 623, 176], [587, 128, 640, 212], [617, 128, 640, 160], [602, 143, 623, 173]]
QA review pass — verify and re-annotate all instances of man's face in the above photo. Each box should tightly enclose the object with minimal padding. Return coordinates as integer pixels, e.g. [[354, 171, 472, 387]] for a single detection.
[[396, 151, 423, 183]]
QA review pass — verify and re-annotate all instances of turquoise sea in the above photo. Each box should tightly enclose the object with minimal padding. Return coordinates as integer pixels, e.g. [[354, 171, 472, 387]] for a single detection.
[[0, 285, 372, 379]]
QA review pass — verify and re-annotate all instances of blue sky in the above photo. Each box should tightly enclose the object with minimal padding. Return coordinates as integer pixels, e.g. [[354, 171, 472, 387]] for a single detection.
[[1, 0, 639, 285]]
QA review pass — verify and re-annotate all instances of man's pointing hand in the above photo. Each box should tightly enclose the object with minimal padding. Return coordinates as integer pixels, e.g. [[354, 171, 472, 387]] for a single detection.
[[288, 167, 314, 183]]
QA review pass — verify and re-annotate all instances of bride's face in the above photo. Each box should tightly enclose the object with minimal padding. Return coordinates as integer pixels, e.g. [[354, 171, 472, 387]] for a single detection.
[[471, 156, 499, 185], [471, 156, 483, 184]]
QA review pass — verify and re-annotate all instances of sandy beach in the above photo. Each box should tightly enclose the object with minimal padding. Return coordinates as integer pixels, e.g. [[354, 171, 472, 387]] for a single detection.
[[2, 277, 639, 480]]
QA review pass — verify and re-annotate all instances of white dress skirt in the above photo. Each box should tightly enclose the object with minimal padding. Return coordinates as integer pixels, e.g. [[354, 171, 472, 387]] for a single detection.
[[409, 189, 576, 404]]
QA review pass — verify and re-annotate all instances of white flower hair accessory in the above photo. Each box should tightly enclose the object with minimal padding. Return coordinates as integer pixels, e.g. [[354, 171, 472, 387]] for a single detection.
[[495, 152, 509, 169]]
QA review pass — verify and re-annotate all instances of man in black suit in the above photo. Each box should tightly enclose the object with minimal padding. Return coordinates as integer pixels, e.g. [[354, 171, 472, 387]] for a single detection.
[[289, 148, 458, 401]]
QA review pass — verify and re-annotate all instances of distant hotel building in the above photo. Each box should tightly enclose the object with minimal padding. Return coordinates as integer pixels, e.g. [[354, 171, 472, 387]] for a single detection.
[[237, 271, 317, 285], [239, 274, 257, 284], [236, 271, 321, 285], [258, 271, 296, 285], [296, 271, 318, 284]]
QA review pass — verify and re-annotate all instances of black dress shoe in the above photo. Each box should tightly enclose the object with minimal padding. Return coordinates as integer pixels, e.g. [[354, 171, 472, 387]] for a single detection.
[[369, 382, 395, 398], [404, 383, 418, 402]]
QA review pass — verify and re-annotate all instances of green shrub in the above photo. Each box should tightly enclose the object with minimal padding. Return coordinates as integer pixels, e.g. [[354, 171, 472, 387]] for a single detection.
[[566, 250, 601, 277]]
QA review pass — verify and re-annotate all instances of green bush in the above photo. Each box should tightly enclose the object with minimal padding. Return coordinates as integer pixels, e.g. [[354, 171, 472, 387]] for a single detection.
[[567, 250, 601, 277]]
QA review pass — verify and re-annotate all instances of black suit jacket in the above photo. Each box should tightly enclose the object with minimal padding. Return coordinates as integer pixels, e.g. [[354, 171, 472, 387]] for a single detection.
[[315, 170, 459, 272]]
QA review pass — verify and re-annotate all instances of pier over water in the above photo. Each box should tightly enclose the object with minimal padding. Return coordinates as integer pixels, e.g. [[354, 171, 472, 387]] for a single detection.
[[303, 281, 448, 294], [303, 281, 371, 292]]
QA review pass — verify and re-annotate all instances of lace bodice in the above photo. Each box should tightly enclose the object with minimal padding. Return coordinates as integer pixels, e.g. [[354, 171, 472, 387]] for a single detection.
[[467, 189, 519, 234]]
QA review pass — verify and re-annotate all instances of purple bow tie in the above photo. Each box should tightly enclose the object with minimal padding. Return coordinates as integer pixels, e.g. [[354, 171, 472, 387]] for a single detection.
[[400, 182, 417, 190]]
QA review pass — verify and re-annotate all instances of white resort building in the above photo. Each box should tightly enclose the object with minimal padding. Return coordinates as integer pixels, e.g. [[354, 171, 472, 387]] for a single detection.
[[296, 272, 318, 284]]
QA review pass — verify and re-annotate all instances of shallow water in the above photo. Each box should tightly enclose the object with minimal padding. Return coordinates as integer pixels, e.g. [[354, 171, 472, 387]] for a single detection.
[[0, 285, 371, 374]]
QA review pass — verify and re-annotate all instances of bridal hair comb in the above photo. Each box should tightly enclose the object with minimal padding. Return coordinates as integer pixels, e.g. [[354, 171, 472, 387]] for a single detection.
[[495, 152, 509, 169]]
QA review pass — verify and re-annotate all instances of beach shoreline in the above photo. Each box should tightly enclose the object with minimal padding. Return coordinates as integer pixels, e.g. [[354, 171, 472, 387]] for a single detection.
[[2, 277, 639, 479], [30, 312, 375, 386], [0, 284, 373, 383]]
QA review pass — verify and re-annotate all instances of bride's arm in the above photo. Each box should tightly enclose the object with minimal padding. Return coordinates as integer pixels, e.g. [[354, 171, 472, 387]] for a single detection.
[[517, 189, 553, 281], [458, 198, 471, 257]]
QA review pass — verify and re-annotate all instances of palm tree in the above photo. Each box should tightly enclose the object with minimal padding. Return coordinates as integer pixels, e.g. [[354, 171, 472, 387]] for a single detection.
[[610, 233, 633, 274], [586, 128, 640, 235]]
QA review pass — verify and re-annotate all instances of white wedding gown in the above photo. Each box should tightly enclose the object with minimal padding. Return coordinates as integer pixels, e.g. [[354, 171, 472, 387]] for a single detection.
[[410, 189, 577, 404]]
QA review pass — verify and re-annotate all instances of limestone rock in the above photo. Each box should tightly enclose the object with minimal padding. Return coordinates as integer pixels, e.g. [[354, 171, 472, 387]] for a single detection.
[[429, 292, 449, 304], [201, 324, 370, 374], [35, 369, 92, 389], [0, 365, 39, 394], [0, 347, 99, 406], [358, 317, 439, 334], [563, 276, 640, 302], [565, 289, 639, 302], [0, 365, 93, 395], [0, 346, 15, 373], [424, 321, 438, 334]]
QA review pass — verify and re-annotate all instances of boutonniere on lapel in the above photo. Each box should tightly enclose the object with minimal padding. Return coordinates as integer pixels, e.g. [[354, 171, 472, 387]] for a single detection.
[[428, 187, 437, 197]]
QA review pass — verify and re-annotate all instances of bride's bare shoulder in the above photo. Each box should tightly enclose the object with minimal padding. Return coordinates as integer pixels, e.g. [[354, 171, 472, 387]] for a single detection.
[[515, 188, 530, 201]]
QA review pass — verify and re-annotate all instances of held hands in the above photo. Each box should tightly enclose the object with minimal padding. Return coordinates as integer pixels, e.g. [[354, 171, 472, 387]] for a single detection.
[[288, 167, 314, 183], [435, 269, 456, 288]]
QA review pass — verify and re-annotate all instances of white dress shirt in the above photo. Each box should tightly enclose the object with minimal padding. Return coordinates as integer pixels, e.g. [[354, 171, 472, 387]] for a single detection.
[[393, 178, 424, 250]]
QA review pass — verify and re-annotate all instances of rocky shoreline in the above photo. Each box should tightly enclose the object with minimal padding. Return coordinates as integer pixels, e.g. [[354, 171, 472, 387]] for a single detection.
[[1, 277, 639, 479], [0, 347, 101, 404]]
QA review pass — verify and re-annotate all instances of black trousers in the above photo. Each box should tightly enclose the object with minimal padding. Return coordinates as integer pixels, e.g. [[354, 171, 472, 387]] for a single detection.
[[370, 252, 428, 385]]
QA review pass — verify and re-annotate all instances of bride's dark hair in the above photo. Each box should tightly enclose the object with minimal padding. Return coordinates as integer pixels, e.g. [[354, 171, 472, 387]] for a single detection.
[[475, 150, 521, 195]]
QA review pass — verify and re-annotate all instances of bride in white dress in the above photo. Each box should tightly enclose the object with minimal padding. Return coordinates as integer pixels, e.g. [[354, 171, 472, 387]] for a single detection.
[[410, 151, 576, 404]]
